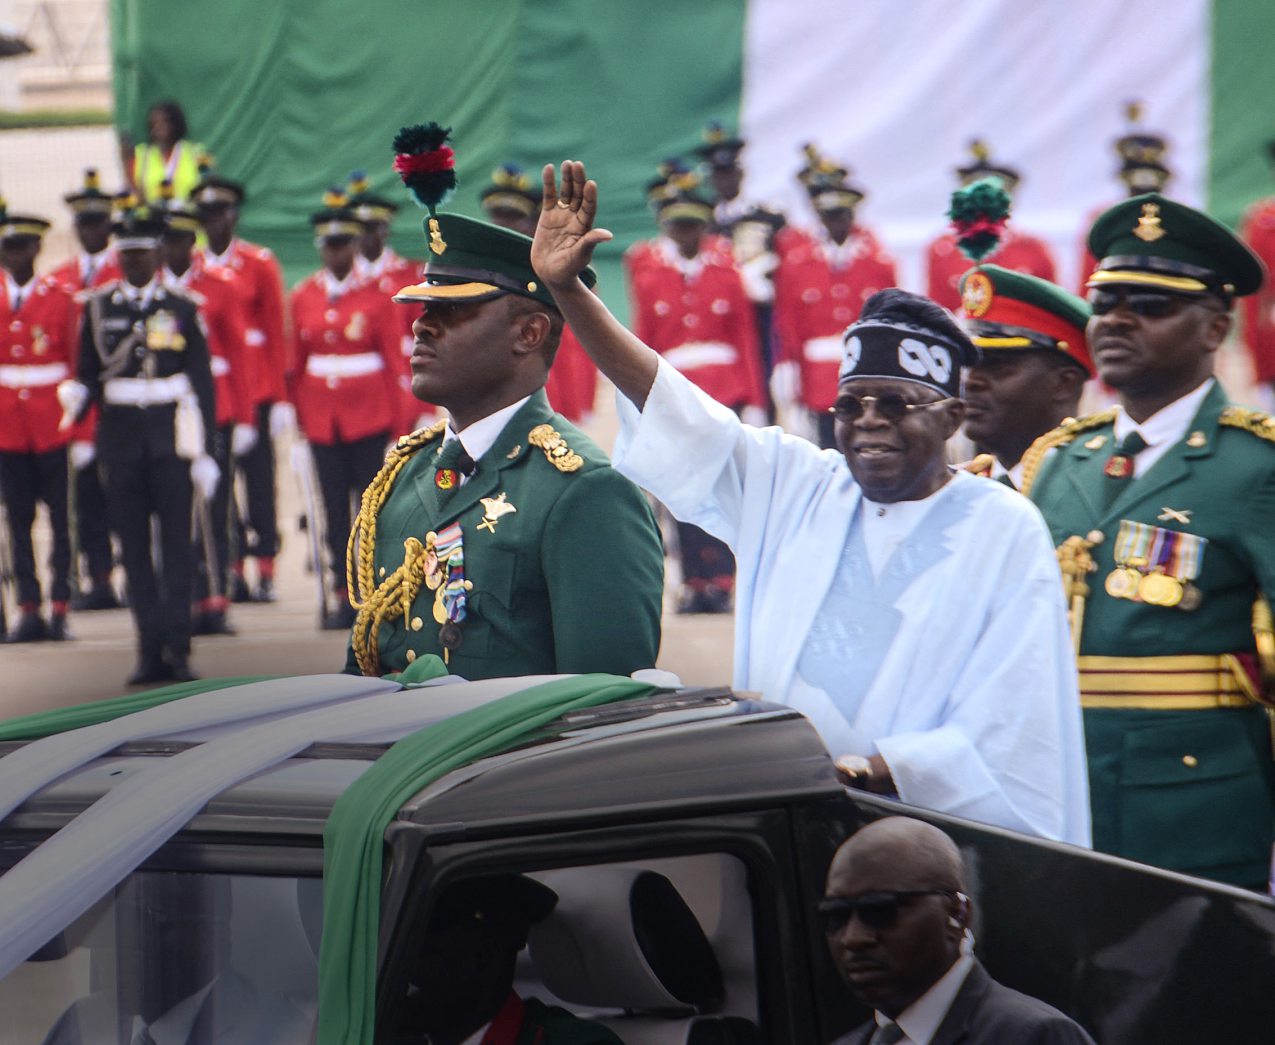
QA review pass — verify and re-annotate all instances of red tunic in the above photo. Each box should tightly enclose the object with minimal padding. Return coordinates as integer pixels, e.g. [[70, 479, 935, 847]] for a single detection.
[[48, 252, 124, 445], [544, 323, 598, 423], [1241, 197, 1275, 384], [0, 276, 78, 453], [625, 239, 764, 409], [167, 262, 255, 427], [203, 239, 287, 405], [360, 248, 425, 425], [772, 226, 897, 412], [288, 272, 408, 445], [925, 229, 1056, 310]]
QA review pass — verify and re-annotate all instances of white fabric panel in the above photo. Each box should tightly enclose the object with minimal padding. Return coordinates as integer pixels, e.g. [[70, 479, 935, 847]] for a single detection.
[[740, 0, 1209, 292]]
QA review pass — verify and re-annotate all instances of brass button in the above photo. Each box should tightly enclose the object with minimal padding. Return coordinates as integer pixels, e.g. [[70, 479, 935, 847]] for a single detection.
[[405, 649, 417, 663], [378, 566, 386, 577], [1182, 754, 1198, 768], [411, 616, 423, 631]]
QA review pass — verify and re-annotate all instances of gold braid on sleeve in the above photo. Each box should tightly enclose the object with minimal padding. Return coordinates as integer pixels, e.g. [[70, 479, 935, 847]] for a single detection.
[[347, 422, 446, 676]]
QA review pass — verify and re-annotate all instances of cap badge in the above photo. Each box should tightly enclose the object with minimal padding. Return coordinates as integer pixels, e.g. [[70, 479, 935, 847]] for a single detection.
[[961, 271, 994, 318], [428, 217, 447, 256], [1134, 202, 1165, 243]]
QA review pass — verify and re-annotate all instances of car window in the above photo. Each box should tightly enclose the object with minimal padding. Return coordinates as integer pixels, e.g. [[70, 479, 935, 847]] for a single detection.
[[3, 870, 320, 1044]]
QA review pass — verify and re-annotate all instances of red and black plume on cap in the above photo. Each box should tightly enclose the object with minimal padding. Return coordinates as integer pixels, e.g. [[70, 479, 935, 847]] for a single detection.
[[393, 121, 457, 255]]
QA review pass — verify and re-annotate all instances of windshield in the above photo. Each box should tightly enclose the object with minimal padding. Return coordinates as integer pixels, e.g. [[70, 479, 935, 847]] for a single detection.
[[3, 869, 320, 1044]]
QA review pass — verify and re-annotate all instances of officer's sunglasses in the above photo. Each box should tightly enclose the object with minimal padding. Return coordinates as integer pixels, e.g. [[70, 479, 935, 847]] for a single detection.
[[1088, 289, 1194, 318], [817, 889, 961, 933], [828, 393, 954, 423]]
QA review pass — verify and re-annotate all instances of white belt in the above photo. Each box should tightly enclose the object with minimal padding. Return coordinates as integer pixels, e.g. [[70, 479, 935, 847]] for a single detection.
[[803, 335, 845, 363], [103, 373, 192, 406], [305, 353, 384, 379], [245, 328, 267, 348], [0, 362, 69, 389], [210, 356, 231, 377], [661, 341, 738, 371]]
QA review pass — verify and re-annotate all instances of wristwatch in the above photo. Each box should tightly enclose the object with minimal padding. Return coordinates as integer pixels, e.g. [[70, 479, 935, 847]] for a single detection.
[[835, 754, 874, 787]]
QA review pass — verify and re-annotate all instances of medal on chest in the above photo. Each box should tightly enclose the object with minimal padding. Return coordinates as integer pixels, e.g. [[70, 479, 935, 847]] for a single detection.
[[1103, 519, 1207, 611]]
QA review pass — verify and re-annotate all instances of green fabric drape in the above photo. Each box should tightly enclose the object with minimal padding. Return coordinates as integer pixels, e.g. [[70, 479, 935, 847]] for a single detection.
[[316, 673, 656, 1044]]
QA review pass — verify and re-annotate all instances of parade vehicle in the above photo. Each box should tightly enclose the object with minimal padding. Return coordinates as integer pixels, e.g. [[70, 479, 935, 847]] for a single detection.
[[1, 671, 1273, 1044]]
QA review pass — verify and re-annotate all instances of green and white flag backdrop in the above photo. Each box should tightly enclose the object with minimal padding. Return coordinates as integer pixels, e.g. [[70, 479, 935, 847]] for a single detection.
[[111, 0, 1275, 308]]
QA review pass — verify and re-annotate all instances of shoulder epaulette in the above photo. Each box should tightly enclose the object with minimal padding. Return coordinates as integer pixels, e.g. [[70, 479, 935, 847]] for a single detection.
[[960, 453, 996, 478], [528, 423, 583, 473], [1220, 406, 1275, 444], [1019, 409, 1118, 496], [391, 419, 447, 456]]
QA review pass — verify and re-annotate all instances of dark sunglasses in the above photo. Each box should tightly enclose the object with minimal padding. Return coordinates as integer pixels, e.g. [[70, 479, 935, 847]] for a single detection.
[[1088, 289, 1194, 318], [827, 393, 953, 423], [817, 889, 960, 933]]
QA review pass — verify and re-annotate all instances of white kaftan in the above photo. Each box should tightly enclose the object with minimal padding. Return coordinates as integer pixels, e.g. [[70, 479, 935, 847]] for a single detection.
[[614, 360, 1090, 845]]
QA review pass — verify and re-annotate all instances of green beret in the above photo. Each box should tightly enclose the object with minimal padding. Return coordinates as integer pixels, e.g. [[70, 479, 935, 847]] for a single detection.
[[1086, 193, 1266, 298], [394, 213, 596, 310]]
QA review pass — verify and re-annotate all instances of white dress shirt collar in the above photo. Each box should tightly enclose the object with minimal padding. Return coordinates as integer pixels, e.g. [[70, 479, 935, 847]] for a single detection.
[[875, 953, 974, 1045], [657, 236, 706, 279], [444, 395, 532, 468], [118, 276, 161, 310], [4, 271, 34, 311], [204, 239, 239, 268], [321, 269, 358, 300], [80, 248, 112, 283], [1112, 377, 1214, 477]]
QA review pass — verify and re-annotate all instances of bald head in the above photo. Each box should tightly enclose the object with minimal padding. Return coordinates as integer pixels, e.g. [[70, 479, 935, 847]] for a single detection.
[[827, 817, 966, 895]]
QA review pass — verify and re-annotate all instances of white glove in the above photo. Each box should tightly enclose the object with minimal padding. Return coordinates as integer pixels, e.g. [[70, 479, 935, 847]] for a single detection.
[[231, 422, 259, 457], [269, 401, 297, 439], [69, 440, 96, 470], [740, 405, 769, 429], [290, 439, 312, 476], [738, 251, 778, 304], [190, 454, 221, 501], [769, 360, 801, 408], [56, 379, 89, 431]]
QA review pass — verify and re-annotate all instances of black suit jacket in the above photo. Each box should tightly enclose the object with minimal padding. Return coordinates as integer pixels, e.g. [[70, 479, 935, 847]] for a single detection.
[[832, 961, 1095, 1045]]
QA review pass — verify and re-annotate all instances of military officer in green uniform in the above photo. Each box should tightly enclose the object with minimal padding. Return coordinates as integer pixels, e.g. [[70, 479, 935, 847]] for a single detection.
[[343, 124, 663, 681], [1022, 193, 1275, 888]]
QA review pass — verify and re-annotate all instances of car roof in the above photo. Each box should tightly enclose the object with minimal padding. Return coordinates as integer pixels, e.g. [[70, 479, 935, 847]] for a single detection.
[[1, 687, 840, 843]]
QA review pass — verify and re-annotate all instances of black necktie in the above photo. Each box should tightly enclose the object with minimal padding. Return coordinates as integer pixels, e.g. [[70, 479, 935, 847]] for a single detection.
[[1102, 430, 1148, 510], [871, 1020, 905, 1044]]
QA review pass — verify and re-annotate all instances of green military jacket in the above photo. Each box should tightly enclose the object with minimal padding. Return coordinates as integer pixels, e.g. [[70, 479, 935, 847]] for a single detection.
[[1025, 380, 1275, 885], [1027, 381, 1275, 658], [344, 390, 664, 681]]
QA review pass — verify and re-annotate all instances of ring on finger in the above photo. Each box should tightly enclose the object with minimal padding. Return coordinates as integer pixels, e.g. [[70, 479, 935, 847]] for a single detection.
[[555, 199, 570, 209]]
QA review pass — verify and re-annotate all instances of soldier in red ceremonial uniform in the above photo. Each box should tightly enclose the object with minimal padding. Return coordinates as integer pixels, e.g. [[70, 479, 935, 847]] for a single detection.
[[1076, 102, 1173, 295], [771, 144, 896, 448], [290, 195, 408, 630], [626, 163, 764, 613], [49, 169, 123, 612], [346, 171, 428, 431], [158, 188, 256, 636], [481, 163, 598, 424], [925, 141, 1055, 311], [194, 168, 288, 603], [0, 205, 79, 642], [1240, 139, 1275, 403]]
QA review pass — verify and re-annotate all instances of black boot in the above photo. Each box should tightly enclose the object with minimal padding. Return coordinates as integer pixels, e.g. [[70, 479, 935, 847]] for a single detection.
[[128, 655, 174, 686], [165, 654, 199, 683], [72, 585, 122, 611], [9, 612, 48, 643], [49, 613, 72, 641], [253, 577, 277, 603]]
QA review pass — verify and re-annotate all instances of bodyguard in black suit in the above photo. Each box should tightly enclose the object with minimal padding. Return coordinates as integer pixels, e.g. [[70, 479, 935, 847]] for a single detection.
[[822, 818, 1094, 1045], [62, 205, 217, 684]]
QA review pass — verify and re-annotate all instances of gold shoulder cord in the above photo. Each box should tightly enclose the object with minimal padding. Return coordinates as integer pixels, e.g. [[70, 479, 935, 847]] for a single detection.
[[347, 421, 446, 675], [1018, 409, 1118, 497], [1219, 406, 1275, 443]]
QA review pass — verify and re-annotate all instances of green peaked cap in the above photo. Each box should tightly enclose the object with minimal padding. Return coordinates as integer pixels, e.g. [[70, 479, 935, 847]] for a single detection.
[[1087, 192, 1265, 298], [394, 214, 596, 309]]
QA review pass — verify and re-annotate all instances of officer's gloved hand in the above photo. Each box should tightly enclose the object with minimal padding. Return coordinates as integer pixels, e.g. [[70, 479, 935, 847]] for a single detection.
[[190, 454, 221, 500], [56, 380, 89, 431], [69, 441, 96, 470], [231, 423, 259, 457], [269, 401, 297, 440]]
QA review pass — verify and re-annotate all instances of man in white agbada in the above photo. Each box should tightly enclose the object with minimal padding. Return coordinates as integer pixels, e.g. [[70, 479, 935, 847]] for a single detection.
[[530, 161, 1090, 847]]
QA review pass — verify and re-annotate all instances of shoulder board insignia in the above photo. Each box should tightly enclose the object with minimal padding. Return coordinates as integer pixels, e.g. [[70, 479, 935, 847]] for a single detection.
[[1219, 406, 1275, 444], [1019, 408, 1118, 496], [528, 423, 583, 473], [393, 419, 447, 455], [960, 453, 996, 478]]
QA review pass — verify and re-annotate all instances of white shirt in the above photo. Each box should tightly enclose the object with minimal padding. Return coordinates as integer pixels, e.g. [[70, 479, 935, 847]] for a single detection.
[[116, 276, 161, 310], [1112, 377, 1214, 477], [203, 239, 238, 269], [874, 954, 975, 1045], [4, 271, 34, 311], [657, 236, 706, 280], [989, 456, 1026, 491], [320, 269, 358, 300], [79, 248, 112, 286], [443, 396, 532, 486], [860, 482, 951, 578]]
